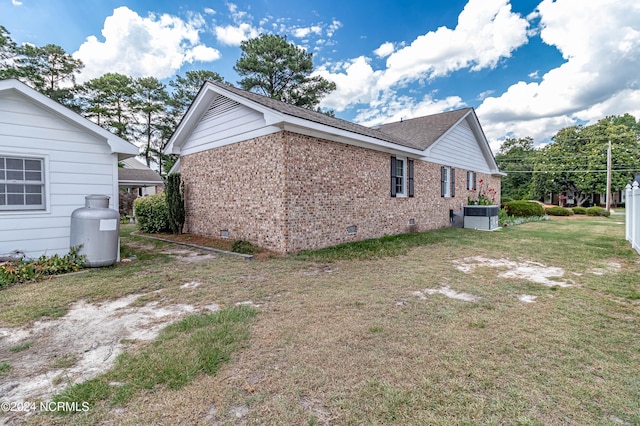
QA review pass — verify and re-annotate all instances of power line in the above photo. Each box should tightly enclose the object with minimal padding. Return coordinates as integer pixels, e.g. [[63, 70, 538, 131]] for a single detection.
[[502, 169, 638, 174]]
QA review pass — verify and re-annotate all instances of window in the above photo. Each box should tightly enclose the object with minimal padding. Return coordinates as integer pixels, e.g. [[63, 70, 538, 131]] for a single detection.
[[0, 156, 45, 211], [467, 171, 477, 190], [441, 166, 455, 198], [391, 156, 414, 198]]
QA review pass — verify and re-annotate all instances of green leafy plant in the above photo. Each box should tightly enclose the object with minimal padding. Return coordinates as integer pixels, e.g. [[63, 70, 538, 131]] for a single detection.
[[231, 240, 259, 255], [134, 193, 170, 233], [467, 178, 498, 205], [165, 173, 185, 235], [546, 206, 574, 216], [0, 246, 86, 289], [572, 207, 587, 215], [586, 206, 611, 217], [503, 200, 545, 217]]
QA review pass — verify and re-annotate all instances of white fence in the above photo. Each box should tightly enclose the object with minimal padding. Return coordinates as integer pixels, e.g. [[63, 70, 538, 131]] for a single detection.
[[626, 182, 640, 255]]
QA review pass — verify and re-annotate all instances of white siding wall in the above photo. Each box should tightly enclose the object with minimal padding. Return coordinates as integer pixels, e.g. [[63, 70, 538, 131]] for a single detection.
[[426, 118, 493, 173], [180, 94, 275, 156], [0, 91, 118, 258]]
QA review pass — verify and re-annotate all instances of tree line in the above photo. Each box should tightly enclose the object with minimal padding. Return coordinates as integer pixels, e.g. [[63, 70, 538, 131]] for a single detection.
[[0, 27, 335, 174], [496, 114, 640, 206]]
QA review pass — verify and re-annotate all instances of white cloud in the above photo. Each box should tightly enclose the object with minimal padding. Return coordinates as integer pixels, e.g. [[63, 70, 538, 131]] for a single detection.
[[213, 3, 259, 46], [317, 0, 528, 126], [73, 7, 220, 83], [477, 0, 640, 144], [11, 0, 22, 5], [292, 25, 322, 38], [214, 23, 259, 46], [327, 20, 342, 37], [373, 42, 395, 58], [203, 8, 215, 15]]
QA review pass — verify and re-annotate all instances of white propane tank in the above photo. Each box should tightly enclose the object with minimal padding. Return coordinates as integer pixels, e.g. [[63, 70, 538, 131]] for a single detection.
[[70, 195, 120, 267]]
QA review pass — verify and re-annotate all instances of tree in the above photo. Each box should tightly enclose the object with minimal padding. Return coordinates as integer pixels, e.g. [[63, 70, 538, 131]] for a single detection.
[[0, 25, 17, 74], [168, 70, 226, 119], [495, 137, 536, 200], [165, 173, 185, 235], [14, 44, 83, 107], [78, 73, 136, 140], [234, 34, 336, 110], [133, 76, 169, 168], [532, 114, 640, 205]]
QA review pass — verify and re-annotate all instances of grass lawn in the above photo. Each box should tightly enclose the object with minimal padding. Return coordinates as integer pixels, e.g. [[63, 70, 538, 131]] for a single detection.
[[1, 216, 639, 425]]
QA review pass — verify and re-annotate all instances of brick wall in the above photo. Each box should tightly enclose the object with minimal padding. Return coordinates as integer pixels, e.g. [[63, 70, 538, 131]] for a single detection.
[[181, 131, 501, 253]]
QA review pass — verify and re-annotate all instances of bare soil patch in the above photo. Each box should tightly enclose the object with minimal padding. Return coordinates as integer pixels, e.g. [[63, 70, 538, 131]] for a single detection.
[[0, 293, 200, 423]]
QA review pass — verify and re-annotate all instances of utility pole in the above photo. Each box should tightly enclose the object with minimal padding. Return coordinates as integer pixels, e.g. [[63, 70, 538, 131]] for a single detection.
[[606, 139, 612, 212]]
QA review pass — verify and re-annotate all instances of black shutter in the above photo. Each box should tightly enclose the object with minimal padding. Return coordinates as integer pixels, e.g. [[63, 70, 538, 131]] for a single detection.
[[451, 168, 456, 197], [440, 166, 446, 197], [473, 172, 477, 190], [408, 159, 414, 197], [390, 156, 397, 197]]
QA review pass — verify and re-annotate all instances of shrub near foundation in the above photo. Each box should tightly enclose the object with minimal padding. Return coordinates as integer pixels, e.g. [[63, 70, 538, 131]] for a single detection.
[[503, 200, 545, 217], [134, 193, 171, 233]]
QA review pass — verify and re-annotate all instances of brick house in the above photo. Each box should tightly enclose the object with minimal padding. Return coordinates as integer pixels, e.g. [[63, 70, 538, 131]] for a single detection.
[[165, 81, 503, 253]]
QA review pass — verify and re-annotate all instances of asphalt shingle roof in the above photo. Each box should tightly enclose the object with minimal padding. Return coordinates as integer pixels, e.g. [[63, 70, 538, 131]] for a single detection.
[[118, 168, 163, 184], [376, 108, 473, 151], [209, 81, 451, 150]]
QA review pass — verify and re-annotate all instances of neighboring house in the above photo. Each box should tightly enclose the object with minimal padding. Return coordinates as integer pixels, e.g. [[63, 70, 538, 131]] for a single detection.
[[0, 79, 139, 259], [118, 157, 164, 197], [165, 81, 503, 253]]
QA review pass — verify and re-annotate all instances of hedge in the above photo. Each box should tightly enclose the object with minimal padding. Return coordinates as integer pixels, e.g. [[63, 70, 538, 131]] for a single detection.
[[572, 207, 587, 215], [504, 200, 545, 217], [586, 206, 611, 217], [134, 193, 171, 233], [546, 206, 574, 216]]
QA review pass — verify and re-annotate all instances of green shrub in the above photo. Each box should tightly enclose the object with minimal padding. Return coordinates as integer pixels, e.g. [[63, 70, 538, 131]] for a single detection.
[[165, 173, 185, 235], [503, 200, 545, 217], [546, 206, 574, 216], [586, 206, 610, 217], [572, 207, 587, 215], [134, 193, 170, 233], [231, 240, 259, 255], [0, 246, 86, 289]]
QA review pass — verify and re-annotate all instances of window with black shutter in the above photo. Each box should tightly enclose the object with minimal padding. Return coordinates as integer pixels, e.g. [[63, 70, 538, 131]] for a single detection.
[[440, 166, 454, 198], [390, 156, 408, 197], [407, 159, 414, 198]]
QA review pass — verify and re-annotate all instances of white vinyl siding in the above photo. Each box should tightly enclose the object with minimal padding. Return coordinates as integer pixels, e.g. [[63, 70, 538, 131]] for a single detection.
[[428, 118, 493, 173], [0, 90, 119, 258], [181, 94, 271, 156]]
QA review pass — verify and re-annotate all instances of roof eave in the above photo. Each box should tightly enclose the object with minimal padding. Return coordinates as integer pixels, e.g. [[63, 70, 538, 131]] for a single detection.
[[0, 79, 139, 157]]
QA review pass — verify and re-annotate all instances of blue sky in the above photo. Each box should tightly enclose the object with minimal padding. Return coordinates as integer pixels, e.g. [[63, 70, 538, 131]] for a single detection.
[[2, 0, 639, 151]]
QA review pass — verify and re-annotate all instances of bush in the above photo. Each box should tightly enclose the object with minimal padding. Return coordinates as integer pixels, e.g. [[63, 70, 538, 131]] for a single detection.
[[572, 207, 587, 215], [231, 240, 259, 255], [0, 246, 86, 289], [546, 206, 574, 216], [586, 206, 611, 217], [503, 200, 545, 217], [134, 193, 170, 233], [166, 173, 185, 235]]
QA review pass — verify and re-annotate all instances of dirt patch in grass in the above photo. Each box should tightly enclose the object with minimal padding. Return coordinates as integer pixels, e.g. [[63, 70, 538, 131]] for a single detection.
[[0, 293, 199, 423], [453, 256, 572, 287]]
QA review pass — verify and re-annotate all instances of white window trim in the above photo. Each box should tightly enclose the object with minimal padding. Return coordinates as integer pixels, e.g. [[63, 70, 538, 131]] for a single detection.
[[443, 166, 451, 198], [467, 171, 476, 191], [0, 151, 50, 215], [395, 156, 407, 198]]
